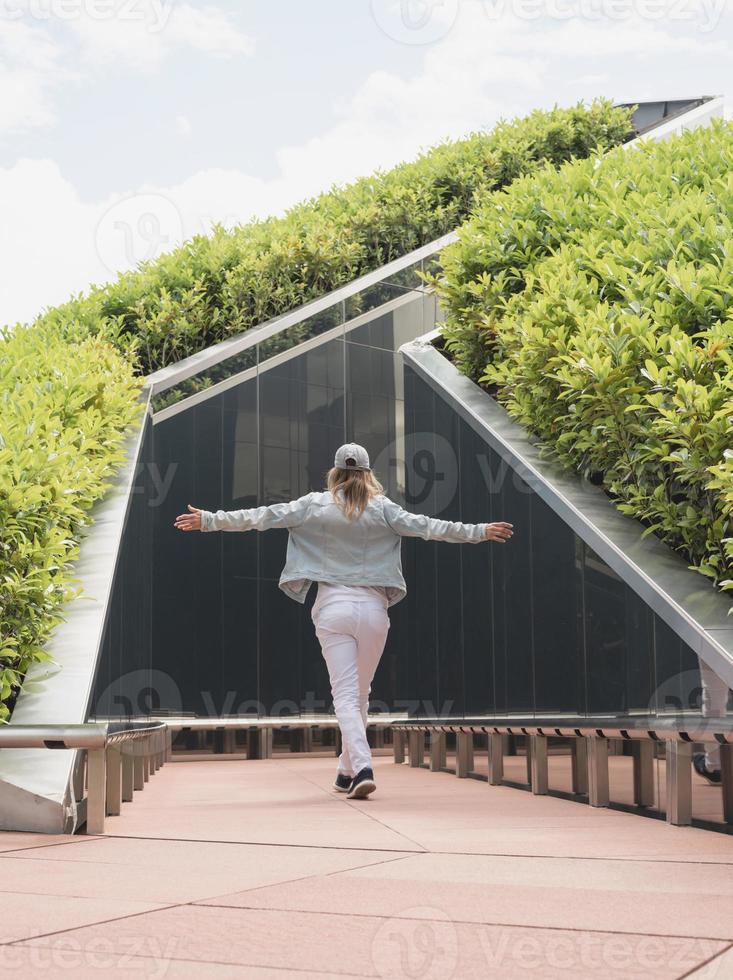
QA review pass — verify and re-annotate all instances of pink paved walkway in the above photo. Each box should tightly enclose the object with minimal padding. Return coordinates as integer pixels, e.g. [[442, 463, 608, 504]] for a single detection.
[[1, 750, 733, 978]]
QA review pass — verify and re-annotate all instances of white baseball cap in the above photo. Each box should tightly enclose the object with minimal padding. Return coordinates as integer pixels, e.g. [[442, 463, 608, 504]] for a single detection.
[[334, 443, 371, 471]]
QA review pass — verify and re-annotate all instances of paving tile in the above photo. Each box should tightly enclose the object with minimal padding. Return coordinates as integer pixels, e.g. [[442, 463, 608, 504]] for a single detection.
[[204, 876, 733, 941], [343, 761, 733, 863], [341, 851, 733, 896], [199, 856, 733, 941], [686, 943, 733, 978], [0, 832, 98, 854], [102, 758, 416, 851], [1, 945, 346, 979], [1, 837, 411, 904], [21, 904, 725, 979], [0, 892, 168, 944]]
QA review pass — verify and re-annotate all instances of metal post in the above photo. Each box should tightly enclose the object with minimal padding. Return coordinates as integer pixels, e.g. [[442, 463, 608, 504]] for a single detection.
[[223, 730, 236, 754], [525, 737, 532, 785], [587, 735, 610, 807], [666, 740, 692, 826], [393, 729, 405, 764], [86, 748, 106, 835], [105, 747, 122, 816], [720, 744, 733, 825], [247, 727, 274, 760], [165, 728, 173, 762], [487, 732, 504, 785], [408, 730, 424, 767], [133, 749, 145, 791], [571, 737, 588, 795], [633, 740, 655, 808], [456, 732, 474, 778], [530, 734, 548, 795], [142, 738, 150, 782], [121, 750, 134, 802], [429, 731, 446, 771], [374, 727, 385, 749]]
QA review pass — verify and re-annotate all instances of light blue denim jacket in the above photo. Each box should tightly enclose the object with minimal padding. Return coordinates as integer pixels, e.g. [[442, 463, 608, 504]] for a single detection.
[[200, 491, 488, 607]]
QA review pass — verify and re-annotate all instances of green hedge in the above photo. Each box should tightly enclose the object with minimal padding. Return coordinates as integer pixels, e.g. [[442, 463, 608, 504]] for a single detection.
[[36, 100, 632, 378], [0, 321, 142, 721], [434, 120, 733, 596]]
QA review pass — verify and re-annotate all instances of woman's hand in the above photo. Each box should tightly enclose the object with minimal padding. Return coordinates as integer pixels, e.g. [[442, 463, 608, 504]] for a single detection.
[[483, 521, 513, 543], [174, 504, 203, 532]]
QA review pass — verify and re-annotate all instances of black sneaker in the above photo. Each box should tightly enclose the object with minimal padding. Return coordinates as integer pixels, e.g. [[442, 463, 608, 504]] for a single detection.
[[693, 753, 722, 785], [333, 772, 353, 793], [346, 766, 376, 799]]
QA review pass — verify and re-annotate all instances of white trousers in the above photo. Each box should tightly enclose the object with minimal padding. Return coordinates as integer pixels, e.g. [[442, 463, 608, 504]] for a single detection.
[[700, 659, 730, 770], [312, 593, 390, 776]]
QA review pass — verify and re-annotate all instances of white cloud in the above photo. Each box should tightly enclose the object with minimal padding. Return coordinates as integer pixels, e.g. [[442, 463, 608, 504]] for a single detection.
[[0, 159, 102, 324], [0, 160, 300, 329], [68, 1, 254, 70], [165, 4, 255, 57], [1, 0, 730, 329], [0, 19, 78, 132], [175, 113, 192, 138], [0, 2, 253, 135]]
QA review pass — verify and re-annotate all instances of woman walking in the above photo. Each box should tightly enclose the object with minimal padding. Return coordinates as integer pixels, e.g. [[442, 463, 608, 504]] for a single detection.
[[174, 443, 513, 800]]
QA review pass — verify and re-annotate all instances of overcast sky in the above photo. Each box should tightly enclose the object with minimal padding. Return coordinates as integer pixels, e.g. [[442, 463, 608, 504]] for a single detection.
[[1, 0, 731, 329]]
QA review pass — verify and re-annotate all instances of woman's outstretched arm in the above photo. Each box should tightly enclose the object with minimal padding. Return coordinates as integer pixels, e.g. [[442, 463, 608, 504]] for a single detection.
[[382, 498, 512, 544], [174, 494, 315, 533]]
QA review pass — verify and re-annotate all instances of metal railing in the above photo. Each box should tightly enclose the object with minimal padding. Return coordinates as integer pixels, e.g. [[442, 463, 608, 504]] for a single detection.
[[94, 713, 409, 760], [5, 711, 732, 835], [391, 716, 733, 828], [0, 722, 169, 835]]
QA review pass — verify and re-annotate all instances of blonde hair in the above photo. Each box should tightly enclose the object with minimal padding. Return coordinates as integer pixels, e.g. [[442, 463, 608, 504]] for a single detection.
[[327, 467, 384, 520]]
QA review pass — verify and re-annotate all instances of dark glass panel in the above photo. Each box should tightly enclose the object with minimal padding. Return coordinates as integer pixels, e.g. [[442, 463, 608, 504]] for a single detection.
[[150, 408, 202, 712], [259, 579, 302, 717], [653, 615, 689, 717], [459, 424, 494, 716], [221, 576, 259, 715], [498, 468, 534, 715], [434, 392, 464, 717], [407, 386, 439, 719], [531, 493, 580, 714], [625, 588, 655, 713], [583, 544, 627, 714]]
